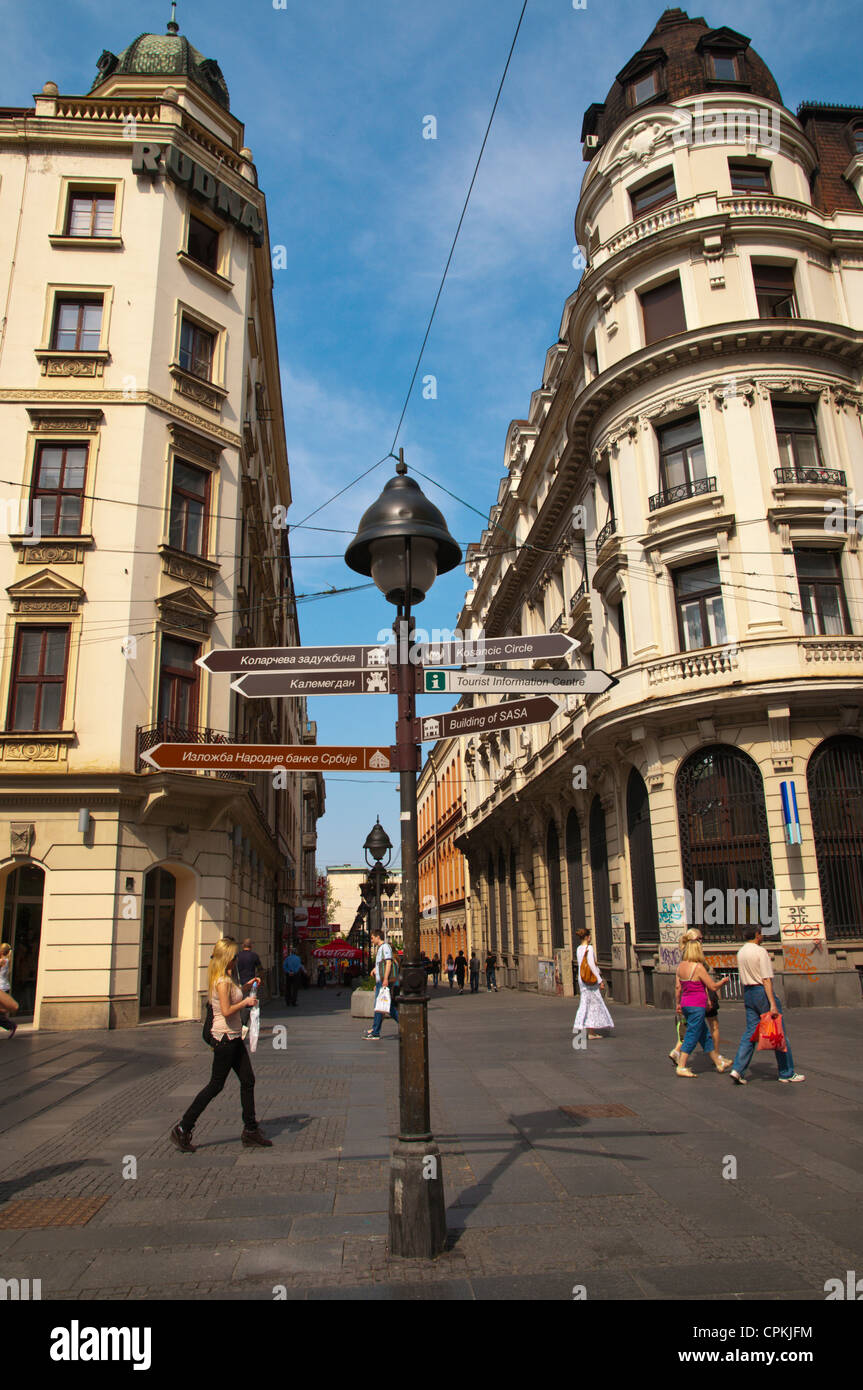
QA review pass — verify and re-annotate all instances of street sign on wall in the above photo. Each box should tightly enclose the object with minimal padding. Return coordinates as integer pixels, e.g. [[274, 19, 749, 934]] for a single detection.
[[140, 743, 393, 772], [422, 669, 617, 696]]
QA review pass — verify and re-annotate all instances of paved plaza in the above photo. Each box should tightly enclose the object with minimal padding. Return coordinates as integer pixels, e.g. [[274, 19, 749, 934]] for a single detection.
[[0, 986, 861, 1301]]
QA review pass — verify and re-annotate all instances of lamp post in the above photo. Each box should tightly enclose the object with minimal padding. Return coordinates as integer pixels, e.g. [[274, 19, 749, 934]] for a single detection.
[[346, 450, 461, 1258]]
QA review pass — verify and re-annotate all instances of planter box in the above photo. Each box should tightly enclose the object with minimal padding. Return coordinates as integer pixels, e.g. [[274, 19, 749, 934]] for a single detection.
[[351, 989, 375, 1019]]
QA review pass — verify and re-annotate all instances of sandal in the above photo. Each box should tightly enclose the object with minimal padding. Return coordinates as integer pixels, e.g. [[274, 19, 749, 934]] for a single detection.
[[668, 1048, 681, 1066], [675, 1066, 697, 1077], [714, 1057, 732, 1072]]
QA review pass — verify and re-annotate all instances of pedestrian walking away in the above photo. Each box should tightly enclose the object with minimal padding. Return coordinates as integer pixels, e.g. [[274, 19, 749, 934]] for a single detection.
[[729, 927, 804, 1085], [485, 951, 498, 992], [170, 936, 271, 1152], [283, 944, 303, 1006], [455, 949, 467, 993], [446, 953, 455, 988], [237, 936, 263, 1030], [674, 930, 732, 1077], [573, 928, 614, 1039], [0, 943, 19, 1037], [469, 952, 480, 993], [365, 927, 399, 1039], [431, 955, 440, 987]]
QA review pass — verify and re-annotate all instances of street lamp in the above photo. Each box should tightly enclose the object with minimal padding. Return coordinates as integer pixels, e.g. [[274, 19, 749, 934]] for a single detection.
[[346, 450, 461, 1258]]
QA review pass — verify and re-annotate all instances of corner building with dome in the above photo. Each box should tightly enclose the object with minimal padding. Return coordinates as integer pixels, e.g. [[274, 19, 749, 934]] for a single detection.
[[0, 13, 324, 1029], [456, 9, 863, 1009]]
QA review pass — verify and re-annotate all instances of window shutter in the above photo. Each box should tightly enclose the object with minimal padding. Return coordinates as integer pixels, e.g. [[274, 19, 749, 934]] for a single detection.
[[640, 278, 686, 344]]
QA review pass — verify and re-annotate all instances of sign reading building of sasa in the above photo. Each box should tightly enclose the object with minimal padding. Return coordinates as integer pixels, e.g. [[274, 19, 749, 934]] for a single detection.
[[415, 696, 561, 741]]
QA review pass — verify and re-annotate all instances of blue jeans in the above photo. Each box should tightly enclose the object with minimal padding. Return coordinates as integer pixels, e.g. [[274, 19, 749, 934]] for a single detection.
[[370, 981, 399, 1038], [680, 1006, 713, 1057], [486, 967, 497, 990], [731, 984, 795, 1079]]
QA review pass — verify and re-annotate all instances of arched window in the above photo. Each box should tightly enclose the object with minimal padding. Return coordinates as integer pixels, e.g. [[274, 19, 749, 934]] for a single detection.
[[589, 797, 613, 957], [546, 820, 565, 950], [487, 855, 498, 950], [566, 810, 587, 946], [627, 767, 659, 942], [497, 849, 508, 953], [677, 746, 774, 940], [807, 735, 863, 939], [509, 849, 519, 953]]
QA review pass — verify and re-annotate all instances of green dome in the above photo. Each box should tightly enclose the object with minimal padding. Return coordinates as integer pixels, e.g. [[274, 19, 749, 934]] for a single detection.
[[90, 19, 230, 111]]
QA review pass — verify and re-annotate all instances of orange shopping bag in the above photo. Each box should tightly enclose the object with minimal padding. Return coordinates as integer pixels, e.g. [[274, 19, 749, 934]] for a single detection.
[[750, 1011, 786, 1051]]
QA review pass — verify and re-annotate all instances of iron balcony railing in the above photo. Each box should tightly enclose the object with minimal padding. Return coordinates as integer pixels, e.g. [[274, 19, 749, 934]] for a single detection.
[[570, 575, 589, 611], [774, 466, 846, 487], [136, 720, 241, 780], [649, 476, 717, 512], [595, 517, 617, 556], [550, 611, 567, 633]]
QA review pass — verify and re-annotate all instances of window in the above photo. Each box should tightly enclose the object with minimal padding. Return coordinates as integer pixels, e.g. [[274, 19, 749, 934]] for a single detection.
[[629, 69, 658, 106], [674, 560, 727, 651], [32, 443, 87, 536], [157, 637, 201, 733], [658, 416, 707, 494], [794, 549, 851, 636], [640, 277, 686, 345], [169, 460, 210, 555], [773, 403, 821, 471], [615, 602, 628, 668], [630, 171, 677, 219], [753, 264, 797, 318], [187, 216, 219, 271], [178, 318, 216, 380], [8, 627, 69, 732], [66, 191, 115, 238], [709, 52, 739, 80], [851, 128, 863, 154], [52, 298, 102, 351], [729, 162, 771, 192]]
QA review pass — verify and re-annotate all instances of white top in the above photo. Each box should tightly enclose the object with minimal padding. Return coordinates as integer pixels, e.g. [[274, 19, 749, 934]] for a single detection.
[[737, 941, 774, 987], [374, 942, 393, 983], [576, 942, 602, 986], [0, 958, 10, 992]]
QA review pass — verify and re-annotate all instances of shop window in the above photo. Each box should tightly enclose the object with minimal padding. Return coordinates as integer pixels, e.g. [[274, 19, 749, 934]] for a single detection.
[[8, 627, 70, 732]]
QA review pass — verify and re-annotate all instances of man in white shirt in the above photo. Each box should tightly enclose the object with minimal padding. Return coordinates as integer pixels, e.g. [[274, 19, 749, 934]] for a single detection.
[[729, 927, 804, 1084], [365, 927, 400, 1040]]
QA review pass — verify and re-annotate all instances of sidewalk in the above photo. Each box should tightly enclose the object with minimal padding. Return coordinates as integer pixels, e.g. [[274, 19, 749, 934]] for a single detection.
[[0, 985, 860, 1300]]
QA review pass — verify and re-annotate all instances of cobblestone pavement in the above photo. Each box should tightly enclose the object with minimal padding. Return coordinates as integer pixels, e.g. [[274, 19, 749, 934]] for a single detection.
[[0, 986, 861, 1300]]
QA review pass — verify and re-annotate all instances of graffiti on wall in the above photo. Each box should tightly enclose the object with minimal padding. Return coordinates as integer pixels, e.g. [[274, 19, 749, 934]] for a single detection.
[[611, 913, 626, 969], [783, 945, 820, 982]]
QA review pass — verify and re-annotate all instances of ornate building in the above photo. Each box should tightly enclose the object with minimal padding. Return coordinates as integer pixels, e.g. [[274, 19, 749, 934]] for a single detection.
[[456, 9, 863, 1008], [0, 12, 321, 1027], [418, 738, 471, 965]]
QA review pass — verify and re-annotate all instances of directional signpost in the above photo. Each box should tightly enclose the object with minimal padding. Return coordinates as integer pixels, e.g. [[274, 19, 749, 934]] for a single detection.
[[414, 696, 560, 742], [411, 633, 578, 664], [197, 643, 396, 675], [422, 668, 618, 696], [198, 632, 578, 676], [231, 669, 403, 698], [140, 743, 393, 772]]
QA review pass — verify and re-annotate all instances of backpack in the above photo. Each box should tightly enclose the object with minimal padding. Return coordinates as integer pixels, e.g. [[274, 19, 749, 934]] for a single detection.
[[378, 946, 399, 989], [579, 947, 598, 986]]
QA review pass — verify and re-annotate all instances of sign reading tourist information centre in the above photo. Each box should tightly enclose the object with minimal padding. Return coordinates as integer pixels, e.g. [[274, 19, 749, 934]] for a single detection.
[[140, 745, 392, 772], [422, 669, 618, 696]]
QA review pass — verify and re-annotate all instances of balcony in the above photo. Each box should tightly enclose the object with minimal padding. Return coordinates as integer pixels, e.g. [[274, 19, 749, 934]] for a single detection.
[[649, 476, 717, 512], [570, 575, 589, 610], [645, 647, 739, 686], [595, 517, 617, 556], [774, 467, 846, 487], [550, 610, 567, 633], [136, 720, 238, 779]]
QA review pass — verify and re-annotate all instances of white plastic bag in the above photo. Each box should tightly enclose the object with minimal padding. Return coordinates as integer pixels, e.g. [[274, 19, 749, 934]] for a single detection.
[[248, 1004, 260, 1052], [376, 986, 391, 1016]]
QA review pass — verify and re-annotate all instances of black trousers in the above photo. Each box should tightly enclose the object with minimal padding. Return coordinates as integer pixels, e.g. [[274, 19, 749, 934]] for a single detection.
[[284, 974, 299, 1006], [182, 1038, 256, 1131]]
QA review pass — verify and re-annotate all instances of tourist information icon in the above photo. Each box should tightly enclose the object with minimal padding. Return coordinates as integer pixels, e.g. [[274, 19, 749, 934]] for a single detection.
[[140, 744, 393, 772], [414, 696, 560, 742], [422, 669, 617, 696]]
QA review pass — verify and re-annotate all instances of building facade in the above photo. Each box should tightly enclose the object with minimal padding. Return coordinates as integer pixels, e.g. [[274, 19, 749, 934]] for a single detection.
[[0, 16, 321, 1028], [456, 9, 863, 1008], [418, 737, 471, 964], [328, 864, 403, 949]]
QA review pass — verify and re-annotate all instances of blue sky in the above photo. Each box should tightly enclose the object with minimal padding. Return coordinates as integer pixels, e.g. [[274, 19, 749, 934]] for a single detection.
[[3, 0, 860, 870]]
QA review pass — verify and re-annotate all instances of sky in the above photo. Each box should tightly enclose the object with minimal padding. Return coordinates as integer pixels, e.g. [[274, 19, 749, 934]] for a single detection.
[[3, 0, 860, 871]]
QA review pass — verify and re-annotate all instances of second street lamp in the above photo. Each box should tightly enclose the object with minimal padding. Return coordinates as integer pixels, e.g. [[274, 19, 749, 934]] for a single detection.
[[346, 451, 461, 1258]]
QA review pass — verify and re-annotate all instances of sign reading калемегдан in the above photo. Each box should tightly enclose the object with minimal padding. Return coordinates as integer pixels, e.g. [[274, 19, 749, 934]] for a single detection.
[[131, 142, 264, 245]]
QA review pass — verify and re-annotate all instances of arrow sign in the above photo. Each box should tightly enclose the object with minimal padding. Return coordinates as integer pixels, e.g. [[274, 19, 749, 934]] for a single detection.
[[415, 696, 560, 741], [231, 668, 404, 698], [422, 669, 617, 696], [413, 633, 578, 664], [140, 743, 393, 772], [198, 643, 395, 675]]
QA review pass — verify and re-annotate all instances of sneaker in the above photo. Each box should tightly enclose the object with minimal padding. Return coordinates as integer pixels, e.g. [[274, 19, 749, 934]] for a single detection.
[[778, 1073, 806, 1083], [363, 1032, 381, 1041], [729, 1070, 748, 1085], [242, 1126, 273, 1147], [170, 1123, 196, 1153]]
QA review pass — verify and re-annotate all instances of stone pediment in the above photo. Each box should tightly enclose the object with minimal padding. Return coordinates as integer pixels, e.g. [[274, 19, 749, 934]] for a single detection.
[[6, 567, 85, 614], [157, 585, 216, 635]]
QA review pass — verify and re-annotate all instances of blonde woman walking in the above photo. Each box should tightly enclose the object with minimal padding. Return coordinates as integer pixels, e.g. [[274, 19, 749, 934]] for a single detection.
[[170, 937, 271, 1152], [573, 927, 614, 1039], [673, 930, 732, 1077], [0, 943, 18, 1038]]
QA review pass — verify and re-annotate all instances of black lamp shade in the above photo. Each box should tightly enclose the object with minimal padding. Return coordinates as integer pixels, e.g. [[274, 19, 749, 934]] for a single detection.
[[363, 819, 392, 862], [345, 468, 461, 604]]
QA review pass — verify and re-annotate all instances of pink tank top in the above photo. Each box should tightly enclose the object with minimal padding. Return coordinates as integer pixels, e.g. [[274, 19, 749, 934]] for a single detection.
[[679, 965, 708, 1007]]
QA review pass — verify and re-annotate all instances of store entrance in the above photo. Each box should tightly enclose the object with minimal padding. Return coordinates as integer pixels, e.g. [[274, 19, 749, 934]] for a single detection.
[[2, 863, 45, 1017], [140, 867, 177, 1016]]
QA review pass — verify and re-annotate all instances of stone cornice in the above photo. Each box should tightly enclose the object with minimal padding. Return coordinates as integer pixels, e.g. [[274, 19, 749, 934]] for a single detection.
[[0, 389, 241, 448]]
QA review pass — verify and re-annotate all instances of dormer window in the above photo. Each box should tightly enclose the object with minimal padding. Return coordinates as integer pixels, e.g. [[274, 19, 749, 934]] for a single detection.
[[851, 127, 863, 155], [630, 68, 659, 106], [709, 52, 741, 81]]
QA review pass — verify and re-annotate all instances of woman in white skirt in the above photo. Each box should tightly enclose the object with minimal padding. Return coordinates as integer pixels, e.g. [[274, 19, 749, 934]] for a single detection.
[[573, 927, 614, 1039]]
